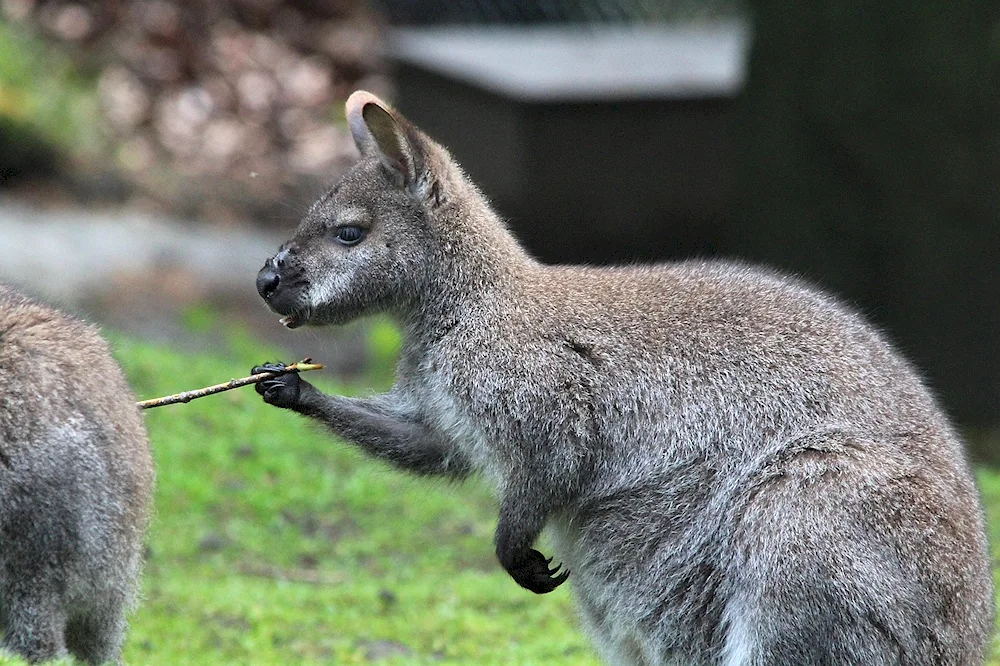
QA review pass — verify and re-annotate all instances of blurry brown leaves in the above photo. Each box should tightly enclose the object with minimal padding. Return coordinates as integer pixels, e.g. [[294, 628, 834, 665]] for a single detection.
[[2, 0, 388, 215]]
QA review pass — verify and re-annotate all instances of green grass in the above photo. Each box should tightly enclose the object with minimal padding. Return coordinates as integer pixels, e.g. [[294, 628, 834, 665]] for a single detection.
[[2, 330, 1000, 664], [118, 332, 596, 665], [975, 469, 1000, 663]]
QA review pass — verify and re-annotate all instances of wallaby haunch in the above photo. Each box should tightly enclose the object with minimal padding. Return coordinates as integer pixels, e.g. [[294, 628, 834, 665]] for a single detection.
[[0, 285, 154, 664], [253, 91, 994, 665]]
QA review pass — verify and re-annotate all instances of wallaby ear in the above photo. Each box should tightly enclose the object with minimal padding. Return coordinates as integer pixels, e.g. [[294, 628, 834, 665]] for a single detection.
[[345, 90, 425, 191], [345, 90, 381, 154]]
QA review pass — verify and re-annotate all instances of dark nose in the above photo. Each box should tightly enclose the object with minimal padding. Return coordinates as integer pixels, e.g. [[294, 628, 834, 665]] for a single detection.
[[257, 261, 280, 300]]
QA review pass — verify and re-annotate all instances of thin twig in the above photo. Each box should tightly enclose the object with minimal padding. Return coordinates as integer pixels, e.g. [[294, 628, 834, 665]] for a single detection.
[[137, 359, 323, 410]]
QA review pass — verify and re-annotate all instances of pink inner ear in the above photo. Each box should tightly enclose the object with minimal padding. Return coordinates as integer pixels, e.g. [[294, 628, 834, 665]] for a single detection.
[[345, 90, 386, 151]]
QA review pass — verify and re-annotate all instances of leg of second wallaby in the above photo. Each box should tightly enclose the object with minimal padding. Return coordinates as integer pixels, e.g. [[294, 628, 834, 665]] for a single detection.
[[66, 599, 128, 666], [0, 583, 68, 664]]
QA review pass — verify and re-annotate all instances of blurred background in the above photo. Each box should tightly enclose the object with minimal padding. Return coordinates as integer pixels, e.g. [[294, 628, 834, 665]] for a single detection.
[[2, 0, 997, 435], [1, 2, 999, 663], [0, 3, 997, 431]]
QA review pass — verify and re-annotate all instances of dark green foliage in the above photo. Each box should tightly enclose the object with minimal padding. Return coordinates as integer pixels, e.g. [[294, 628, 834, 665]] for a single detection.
[[0, 116, 58, 186]]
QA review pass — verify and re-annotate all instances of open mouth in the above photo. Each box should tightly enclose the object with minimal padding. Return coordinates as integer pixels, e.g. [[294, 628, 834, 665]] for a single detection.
[[279, 312, 307, 329], [275, 304, 311, 329], [264, 285, 311, 329]]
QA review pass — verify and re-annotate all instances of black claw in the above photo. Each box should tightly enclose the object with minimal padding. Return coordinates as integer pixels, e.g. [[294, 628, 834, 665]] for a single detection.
[[505, 549, 570, 594], [252, 362, 288, 375]]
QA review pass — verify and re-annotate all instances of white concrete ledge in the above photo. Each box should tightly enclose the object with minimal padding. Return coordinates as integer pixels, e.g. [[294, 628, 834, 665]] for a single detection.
[[389, 21, 751, 102], [0, 200, 285, 303]]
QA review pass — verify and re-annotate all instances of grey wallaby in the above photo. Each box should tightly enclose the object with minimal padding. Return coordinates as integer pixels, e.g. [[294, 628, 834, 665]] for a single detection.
[[253, 91, 994, 665], [0, 285, 154, 664]]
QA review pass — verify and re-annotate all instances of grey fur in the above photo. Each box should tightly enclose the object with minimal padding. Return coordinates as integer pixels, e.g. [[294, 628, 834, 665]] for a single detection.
[[0, 285, 154, 664], [254, 91, 994, 665]]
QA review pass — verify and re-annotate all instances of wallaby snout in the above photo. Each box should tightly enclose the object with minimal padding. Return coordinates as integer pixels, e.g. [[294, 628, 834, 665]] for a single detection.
[[256, 259, 280, 300], [257, 247, 310, 328]]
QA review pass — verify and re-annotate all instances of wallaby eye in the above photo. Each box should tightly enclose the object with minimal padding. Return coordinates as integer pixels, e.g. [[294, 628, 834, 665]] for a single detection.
[[335, 225, 365, 246]]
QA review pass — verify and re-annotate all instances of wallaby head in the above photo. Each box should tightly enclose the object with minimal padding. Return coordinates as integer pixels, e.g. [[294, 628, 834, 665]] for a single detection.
[[257, 91, 517, 329]]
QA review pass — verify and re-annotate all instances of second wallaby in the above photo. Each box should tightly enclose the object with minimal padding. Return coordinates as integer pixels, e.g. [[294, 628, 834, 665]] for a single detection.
[[253, 91, 994, 665], [0, 285, 154, 664]]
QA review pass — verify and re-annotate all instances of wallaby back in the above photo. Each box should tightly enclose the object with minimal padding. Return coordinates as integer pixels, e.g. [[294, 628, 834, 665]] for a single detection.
[[0, 285, 154, 664], [253, 92, 995, 666]]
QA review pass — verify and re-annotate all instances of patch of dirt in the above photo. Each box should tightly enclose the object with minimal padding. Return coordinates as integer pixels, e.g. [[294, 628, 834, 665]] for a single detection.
[[358, 638, 414, 662]]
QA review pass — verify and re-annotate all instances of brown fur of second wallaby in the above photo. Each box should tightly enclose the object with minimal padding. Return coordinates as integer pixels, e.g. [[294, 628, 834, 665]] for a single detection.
[[252, 91, 994, 666], [0, 285, 154, 664]]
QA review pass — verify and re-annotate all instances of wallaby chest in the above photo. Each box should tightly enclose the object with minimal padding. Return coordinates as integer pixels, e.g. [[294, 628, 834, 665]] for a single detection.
[[402, 333, 511, 486]]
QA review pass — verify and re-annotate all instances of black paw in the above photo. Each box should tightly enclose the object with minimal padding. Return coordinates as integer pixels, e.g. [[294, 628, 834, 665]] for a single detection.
[[506, 549, 569, 594], [252, 363, 300, 408]]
